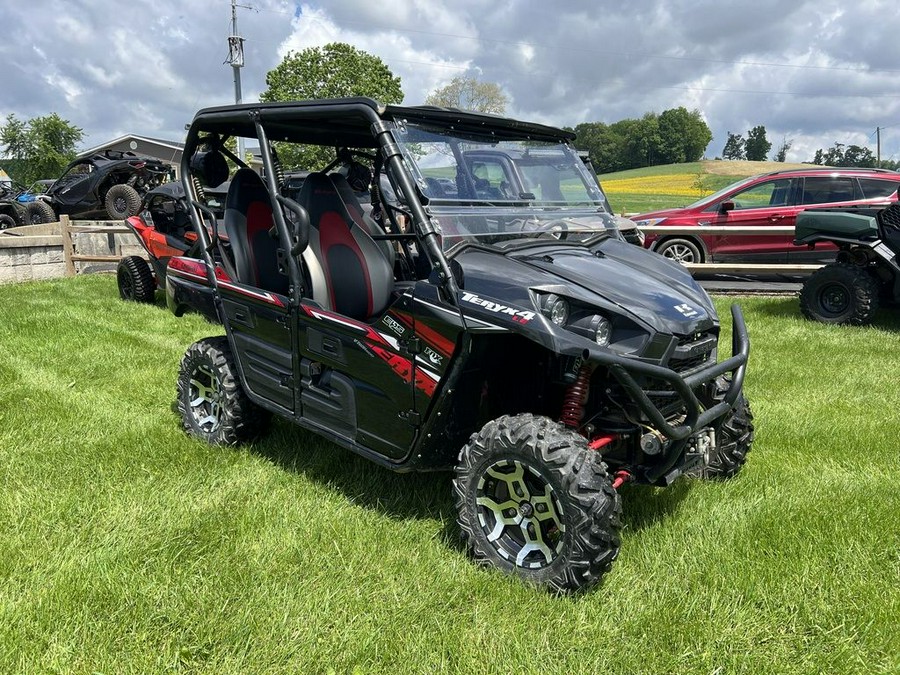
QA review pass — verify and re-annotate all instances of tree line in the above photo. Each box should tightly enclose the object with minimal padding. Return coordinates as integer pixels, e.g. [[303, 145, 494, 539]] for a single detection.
[[1, 41, 896, 183]]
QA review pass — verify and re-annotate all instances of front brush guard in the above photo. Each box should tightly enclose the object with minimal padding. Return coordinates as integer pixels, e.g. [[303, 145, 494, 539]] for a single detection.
[[585, 304, 750, 483]]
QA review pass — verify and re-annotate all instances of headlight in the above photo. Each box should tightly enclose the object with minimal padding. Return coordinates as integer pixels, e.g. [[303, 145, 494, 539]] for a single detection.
[[540, 294, 569, 326], [591, 315, 612, 346]]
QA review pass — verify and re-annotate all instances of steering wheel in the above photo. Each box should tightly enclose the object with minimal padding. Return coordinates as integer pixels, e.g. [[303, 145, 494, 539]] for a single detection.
[[522, 218, 570, 240]]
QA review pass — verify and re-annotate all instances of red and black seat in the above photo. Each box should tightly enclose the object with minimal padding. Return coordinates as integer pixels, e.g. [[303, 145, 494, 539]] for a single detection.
[[298, 173, 393, 321], [223, 168, 288, 295], [329, 172, 395, 268]]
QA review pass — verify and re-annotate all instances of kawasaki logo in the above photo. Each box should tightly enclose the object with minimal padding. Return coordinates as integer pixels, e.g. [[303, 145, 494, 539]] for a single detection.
[[461, 292, 536, 323]]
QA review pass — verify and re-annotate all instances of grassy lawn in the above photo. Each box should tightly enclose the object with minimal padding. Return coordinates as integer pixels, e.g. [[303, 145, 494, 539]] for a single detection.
[[1, 275, 899, 673]]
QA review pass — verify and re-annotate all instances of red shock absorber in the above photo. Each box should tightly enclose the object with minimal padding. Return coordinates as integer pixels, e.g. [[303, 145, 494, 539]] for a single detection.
[[560, 364, 592, 429]]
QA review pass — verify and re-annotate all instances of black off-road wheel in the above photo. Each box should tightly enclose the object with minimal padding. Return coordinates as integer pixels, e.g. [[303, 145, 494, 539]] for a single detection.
[[656, 237, 703, 264], [799, 262, 880, 325], [454, 413, 622, 594], [0, 213, 16, 230], [104, 184, 142, 220], [24, 200, 56, 224], [177, 336, 271, 446], [693, 394, 754, 480], [117, 255, 155, 303]]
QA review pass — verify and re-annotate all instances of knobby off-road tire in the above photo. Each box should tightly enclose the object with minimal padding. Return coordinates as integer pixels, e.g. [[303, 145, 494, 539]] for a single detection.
[[24, 200, 56, 224], [117, 255, 155, 303], [693, 394, 755, 480], [799, 262, 880, 325], [655, 237, 703, 265], [177, 336, 271, 446], [105, 184, 142, 220], [454, 413, 622, 594], [0, 213, 16, 229]]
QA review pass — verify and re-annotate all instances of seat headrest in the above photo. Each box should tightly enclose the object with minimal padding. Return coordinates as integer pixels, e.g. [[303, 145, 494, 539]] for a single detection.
[[225, 168, 269, 212], [190, 151, 229, 188], [340, 161, 372, 193]]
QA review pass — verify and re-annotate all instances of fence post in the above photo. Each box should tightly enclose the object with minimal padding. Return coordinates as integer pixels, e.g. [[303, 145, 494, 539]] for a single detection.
[[59, 215, 77, 276]]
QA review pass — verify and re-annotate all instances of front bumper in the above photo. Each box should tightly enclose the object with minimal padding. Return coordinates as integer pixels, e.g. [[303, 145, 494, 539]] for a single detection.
[[585, 304, 750, 482]]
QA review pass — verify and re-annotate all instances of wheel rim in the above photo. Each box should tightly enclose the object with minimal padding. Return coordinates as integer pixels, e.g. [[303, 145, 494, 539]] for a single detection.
[[118, 267, 134, 299], [818, 282, 850, 316], [114, 196, 127, 214], [188, 364, 223, 432], [662, 243, 696, 264], [475, 459, 565, 569]]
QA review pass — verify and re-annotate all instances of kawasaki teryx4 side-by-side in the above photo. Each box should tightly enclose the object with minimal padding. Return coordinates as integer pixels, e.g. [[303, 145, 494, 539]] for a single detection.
[[795, 198, 900, 325], [168, 99, 753, 593]]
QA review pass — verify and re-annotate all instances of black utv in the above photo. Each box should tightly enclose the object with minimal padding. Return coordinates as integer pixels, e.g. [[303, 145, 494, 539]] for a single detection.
[[796, 199, 900, 325], [168, 98, 753, 593], [36, 150, 172, 222]]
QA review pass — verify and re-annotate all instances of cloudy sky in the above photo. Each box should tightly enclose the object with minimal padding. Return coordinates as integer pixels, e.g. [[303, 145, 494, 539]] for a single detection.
[[2, 0, 899, 165]]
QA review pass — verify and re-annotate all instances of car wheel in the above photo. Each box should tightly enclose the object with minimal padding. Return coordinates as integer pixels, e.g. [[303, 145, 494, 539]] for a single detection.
[[799, 262, 879, 325], [656, 237, 703, 265], [177, 336, 271, 446], [454, 413, 622, 594], [116, 255, 156, 303], [105, 184, 142, 220], [24, 200, 56, 224], [0, 213, 16, 230]]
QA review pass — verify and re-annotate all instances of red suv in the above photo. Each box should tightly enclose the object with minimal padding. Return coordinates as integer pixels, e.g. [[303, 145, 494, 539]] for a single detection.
[[633, 168, 900, 264]]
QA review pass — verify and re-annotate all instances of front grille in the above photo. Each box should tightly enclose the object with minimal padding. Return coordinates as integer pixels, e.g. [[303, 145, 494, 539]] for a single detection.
[[667, 333, 716, 374]]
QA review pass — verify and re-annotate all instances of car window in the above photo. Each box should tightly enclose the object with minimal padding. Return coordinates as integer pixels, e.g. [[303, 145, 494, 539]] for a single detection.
[[800, 177, 857, 205], [729, 178, 793, 210], [858, 178, 900, 200]]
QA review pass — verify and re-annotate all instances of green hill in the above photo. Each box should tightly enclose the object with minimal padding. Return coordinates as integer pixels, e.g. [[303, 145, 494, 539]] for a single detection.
[[599, 160, 811, 214]]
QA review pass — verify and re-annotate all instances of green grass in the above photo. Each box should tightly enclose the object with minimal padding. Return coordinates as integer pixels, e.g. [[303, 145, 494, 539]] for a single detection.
[[2, 275, 900, 673]]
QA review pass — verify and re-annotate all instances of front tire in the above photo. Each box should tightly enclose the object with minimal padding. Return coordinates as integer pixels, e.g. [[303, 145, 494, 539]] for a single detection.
[[117, 255, 155, 303], [655, 237, 703, 265], [800, 262, 879, 325], [454, 413, 622, 594], [177, 337, 271, 445], [105, 184, 142, 220], [0, 213, 16, 229], [694, 394, 754, 480]]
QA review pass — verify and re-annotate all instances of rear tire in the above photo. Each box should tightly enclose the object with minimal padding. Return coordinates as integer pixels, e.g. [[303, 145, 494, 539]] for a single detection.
[[0, 213, 16, 230], [800, 262, 879, 325], [24, 200, 56, 224], [177, 336, 271, 446], [655, 237, 703, 264], [105, 184, 142, 220], [117, 255, 155, 303], [454, 413, 622, 594]]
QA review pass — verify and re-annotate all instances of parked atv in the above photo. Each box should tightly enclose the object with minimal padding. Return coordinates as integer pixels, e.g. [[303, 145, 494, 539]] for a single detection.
[[36, 150, 172, 223], [0, 180, 56, 228], [168, 99, 753, 593], [795, 201, 900, 325], [117, 180, 230, 304]]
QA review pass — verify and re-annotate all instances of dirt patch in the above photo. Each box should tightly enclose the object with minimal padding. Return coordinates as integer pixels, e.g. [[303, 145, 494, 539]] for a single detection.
[[701, 160, 811, 176]]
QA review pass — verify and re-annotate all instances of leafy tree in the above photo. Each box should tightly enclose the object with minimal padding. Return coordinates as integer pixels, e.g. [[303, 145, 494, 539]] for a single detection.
[[655, 107, 711, 164], [260, 43, 403, 169], [744, 125, 771, 161], [773, 136, 793, 162], [425, 76, 507, 114], [812, 142, 876, 167], [722, 132, 745, 160], [0, 113, 83, 185]]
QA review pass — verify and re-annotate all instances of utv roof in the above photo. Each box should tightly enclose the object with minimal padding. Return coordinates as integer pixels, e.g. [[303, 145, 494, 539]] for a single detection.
[[185, 97, 575, 150]]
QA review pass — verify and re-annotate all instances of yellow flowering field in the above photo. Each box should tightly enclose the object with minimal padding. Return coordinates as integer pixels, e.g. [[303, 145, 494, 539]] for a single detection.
[[602, 173, 705, 197]]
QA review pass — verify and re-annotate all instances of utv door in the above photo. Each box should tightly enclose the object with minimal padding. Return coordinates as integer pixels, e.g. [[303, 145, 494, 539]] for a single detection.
[[219, 283, 295, 415]]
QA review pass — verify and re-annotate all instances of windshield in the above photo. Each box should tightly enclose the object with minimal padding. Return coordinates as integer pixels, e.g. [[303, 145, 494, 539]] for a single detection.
[[683, 174, 760, 209], [392, 122, 617, 250]]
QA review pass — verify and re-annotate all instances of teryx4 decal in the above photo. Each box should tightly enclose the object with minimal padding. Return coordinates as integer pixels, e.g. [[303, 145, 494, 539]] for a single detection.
[[460, 292, 536, 324]]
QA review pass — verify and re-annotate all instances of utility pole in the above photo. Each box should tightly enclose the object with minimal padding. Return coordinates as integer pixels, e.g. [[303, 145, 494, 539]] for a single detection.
[[226, 0, 250, 161], [876, 126, 881, 168]]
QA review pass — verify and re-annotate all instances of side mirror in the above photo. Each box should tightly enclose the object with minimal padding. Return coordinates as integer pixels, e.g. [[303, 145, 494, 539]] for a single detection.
[[720, 200, 735, 213], [276, 195, 310, 255]]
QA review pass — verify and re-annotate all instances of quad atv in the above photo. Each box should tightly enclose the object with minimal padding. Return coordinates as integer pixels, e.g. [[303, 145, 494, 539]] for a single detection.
[[795, 200, 900, 325], [0, 180, 56, 228], [36, 150, 173, 223], [116, 180, 230, 305], [168, 99, 753, 593]]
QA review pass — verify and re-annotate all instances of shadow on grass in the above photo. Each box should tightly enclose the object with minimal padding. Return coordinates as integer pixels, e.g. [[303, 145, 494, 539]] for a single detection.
[[250, 419, 464, 550], [753, 294, 900, 330], [617, 479, 694, 533]]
